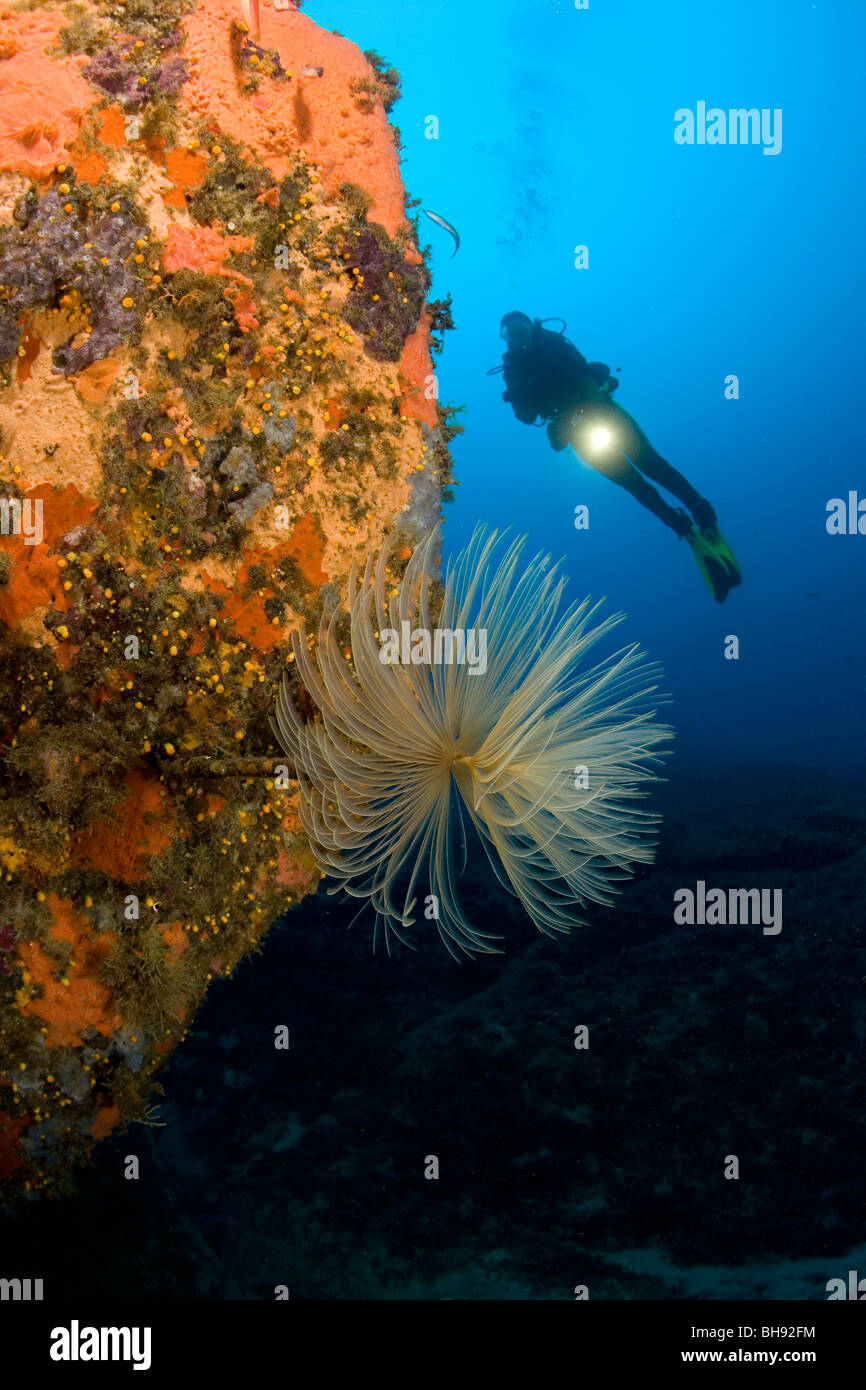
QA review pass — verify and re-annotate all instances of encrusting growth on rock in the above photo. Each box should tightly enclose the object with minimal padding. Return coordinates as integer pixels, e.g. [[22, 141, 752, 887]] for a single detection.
[[0, 0, 454, 1201]]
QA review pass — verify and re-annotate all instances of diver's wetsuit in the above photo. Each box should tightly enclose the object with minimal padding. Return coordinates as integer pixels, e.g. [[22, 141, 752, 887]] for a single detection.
[[502, 320, 714, 534]]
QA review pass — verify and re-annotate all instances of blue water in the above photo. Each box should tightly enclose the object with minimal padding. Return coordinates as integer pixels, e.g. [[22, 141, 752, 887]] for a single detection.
[[307, 0, 865, 772]]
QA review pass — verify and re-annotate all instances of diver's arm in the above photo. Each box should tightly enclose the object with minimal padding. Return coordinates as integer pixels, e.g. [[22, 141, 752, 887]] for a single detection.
[[509, 397, 539, 424], [502, 359, 541, 423], [502, 380, 538, 423]]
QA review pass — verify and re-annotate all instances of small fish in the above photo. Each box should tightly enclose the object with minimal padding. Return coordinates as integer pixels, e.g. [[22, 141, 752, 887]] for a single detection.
[[302, 65, 324, 77], [423, 209, 460, 258]]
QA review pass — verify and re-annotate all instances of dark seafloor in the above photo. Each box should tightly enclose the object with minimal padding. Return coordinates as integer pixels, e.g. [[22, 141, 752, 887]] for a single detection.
[[3, 762, 864, 1300]]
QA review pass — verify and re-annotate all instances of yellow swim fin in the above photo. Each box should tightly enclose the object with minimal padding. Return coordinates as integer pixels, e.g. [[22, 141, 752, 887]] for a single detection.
[[684, 525, 742, 603]]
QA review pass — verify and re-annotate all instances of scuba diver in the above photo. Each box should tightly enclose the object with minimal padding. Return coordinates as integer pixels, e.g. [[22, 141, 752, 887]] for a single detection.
[[491, 311, 742, 602]]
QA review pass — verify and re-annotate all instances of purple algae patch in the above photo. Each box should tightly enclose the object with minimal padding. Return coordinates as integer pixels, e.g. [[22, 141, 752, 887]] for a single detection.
[[83, 40, 188, 107], [0, 190, 143, 373], [340, 227, 429, 362]]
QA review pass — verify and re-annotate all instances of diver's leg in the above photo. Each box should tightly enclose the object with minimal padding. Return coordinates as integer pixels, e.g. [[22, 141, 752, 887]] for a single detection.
[[607, 406, 717, 529], [585, 447, 690, 534]]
